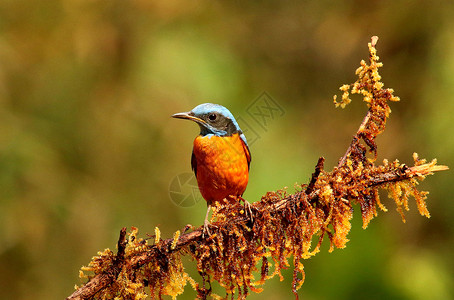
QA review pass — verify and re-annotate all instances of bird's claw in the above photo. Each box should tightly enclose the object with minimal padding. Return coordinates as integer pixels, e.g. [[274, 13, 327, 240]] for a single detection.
[[243, 200, 254, 223], [202, 220, 211, 238]]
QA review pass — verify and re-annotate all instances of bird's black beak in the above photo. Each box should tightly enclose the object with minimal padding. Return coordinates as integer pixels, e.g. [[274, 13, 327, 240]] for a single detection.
[[172, 111, 208, 126]]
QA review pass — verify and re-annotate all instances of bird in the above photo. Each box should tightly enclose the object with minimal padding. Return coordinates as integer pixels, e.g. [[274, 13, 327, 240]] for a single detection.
[[172, 103, 251, 235]]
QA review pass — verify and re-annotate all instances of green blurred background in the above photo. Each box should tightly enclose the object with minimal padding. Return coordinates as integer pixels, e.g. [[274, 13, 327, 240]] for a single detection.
[[0, 0, 453, 299]]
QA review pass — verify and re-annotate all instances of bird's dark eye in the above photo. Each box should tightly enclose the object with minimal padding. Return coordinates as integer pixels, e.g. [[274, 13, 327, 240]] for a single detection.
[[208, 113, 217, 121]]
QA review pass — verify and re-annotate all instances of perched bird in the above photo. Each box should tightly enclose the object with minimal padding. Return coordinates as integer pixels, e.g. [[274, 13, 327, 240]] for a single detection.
[[172, 103, 251, 234]]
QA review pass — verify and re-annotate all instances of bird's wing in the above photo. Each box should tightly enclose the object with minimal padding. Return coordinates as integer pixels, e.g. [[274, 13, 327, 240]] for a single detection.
[[241, 139, 251, 170], [191, 150, 197, 178]]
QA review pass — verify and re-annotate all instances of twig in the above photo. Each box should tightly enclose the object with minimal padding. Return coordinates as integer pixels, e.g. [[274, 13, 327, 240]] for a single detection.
[[67, 228, 127, 300], [368, 163, 449, 187], [306, 157, 325, 195], [338, 111, 371, 167]]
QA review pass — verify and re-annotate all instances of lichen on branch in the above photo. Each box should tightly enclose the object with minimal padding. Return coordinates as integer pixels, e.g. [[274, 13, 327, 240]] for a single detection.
[[67, 36, 448, 300]]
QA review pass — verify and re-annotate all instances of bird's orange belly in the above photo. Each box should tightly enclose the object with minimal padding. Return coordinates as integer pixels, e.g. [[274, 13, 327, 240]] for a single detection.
[[193, 134, 249, 205]]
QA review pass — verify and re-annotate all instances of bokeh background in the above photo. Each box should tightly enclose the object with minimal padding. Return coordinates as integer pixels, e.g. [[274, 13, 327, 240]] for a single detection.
[[0, 1, 453, 299]]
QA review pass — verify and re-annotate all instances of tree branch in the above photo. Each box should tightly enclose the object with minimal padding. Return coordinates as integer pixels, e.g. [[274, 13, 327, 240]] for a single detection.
[[67, 36, 449, 300], [67, 161, 447, 300]]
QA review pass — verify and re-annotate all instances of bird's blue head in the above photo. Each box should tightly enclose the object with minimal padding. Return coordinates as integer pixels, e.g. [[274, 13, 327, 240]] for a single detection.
[[172, 103, 248, 145]]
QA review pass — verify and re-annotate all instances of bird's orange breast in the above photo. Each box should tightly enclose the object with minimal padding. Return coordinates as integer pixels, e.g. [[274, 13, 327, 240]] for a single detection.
[[192, 133, 250, 205]]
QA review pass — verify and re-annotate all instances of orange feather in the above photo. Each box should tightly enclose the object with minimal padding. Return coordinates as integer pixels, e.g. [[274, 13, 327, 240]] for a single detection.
[[192, 133, 250, 205]]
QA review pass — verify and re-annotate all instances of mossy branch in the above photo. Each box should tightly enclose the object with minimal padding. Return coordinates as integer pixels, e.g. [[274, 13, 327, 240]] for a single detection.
[[67, 36, 448, 300]]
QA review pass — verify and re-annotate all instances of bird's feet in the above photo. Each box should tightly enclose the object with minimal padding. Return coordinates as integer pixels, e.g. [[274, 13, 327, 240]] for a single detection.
[[202, 219, 211, 238], [202, 205, 212, 238], [242, 199, 254, 223]]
